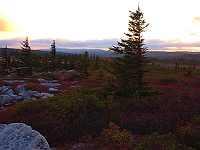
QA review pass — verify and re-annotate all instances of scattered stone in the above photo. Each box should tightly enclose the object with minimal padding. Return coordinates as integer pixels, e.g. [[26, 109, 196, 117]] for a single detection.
[[0, 77, 62, 106], [67, 70, 75, 72], [3, 79, 26, 84], [40, 83, 61, 88], [0, 86, 14, 95], [40, 93, 54, 99], [37, 78, 46, 82]]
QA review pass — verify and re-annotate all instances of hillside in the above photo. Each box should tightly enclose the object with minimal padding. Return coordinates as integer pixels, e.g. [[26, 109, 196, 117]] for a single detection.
[[1, 47, 200, 59]]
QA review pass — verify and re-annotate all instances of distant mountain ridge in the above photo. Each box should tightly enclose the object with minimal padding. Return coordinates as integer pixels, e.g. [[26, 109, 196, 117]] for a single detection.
[[1, 47, 200, 59]]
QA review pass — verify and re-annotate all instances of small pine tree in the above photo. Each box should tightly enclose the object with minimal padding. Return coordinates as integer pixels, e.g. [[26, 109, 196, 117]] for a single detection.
[[110, 5, 149, 88], [20, 37, 32, 76], [1, 45, 8, 72], [50, 40, 56, 70]]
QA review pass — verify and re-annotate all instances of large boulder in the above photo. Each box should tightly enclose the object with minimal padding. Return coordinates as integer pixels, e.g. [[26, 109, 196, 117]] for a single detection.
[[0, 123, 50, 150]]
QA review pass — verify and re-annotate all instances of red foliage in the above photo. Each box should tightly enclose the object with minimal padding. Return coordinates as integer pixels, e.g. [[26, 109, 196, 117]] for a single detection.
[[27, 78, 40, 83], [59, 81, 80, 90], [0, 103, 20, 124], [25, 82, 49, 93], [0, 79, 3, 86], [79, 80, 102, 88], [10, 82, 23, 89]]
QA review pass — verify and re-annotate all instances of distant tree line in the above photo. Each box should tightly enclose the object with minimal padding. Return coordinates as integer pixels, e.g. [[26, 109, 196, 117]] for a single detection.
[[0, 38, 106, 77]]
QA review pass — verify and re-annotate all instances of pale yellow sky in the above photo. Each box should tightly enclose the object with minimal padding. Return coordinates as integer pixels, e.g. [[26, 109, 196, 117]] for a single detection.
[[0, 0, 200, 50]]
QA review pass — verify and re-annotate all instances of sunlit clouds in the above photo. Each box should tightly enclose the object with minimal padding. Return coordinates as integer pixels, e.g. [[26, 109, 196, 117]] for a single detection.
[[0, 14, 16, 32]]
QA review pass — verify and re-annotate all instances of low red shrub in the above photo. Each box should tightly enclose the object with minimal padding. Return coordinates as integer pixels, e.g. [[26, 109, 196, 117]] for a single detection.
[[10, 82, 23, 89], [0, 103, 20, 124], [25, 82, 49, 93]]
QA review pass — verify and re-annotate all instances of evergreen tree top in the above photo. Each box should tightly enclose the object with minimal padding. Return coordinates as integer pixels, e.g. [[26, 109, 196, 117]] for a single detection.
[[110, 4, 149, 55], [21, 37, 31, 50]]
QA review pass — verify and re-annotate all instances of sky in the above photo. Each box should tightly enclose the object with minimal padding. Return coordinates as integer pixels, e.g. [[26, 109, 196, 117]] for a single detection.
[[0, 0, 200, 51]]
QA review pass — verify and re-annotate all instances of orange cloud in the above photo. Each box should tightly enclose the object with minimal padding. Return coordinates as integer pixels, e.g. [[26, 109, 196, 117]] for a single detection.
[[192, 16, 200, 23], [0, 14, 15, 32]]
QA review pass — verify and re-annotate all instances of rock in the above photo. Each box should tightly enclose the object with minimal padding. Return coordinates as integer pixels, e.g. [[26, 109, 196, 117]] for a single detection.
[[0, 95, 22, 106], [15, 84, 27, 93], [0, 80, 60, 106], [67, 70, 75, 72], [40, 83, 61, 88], [70, 143, 93, 150], [40, 93, 54, 99], [3, 79, 26, 84], [0, 86, 14, 95], [37, 78, 46, 82], [49, 88, 60, 93], [0, 123, 50, 150]]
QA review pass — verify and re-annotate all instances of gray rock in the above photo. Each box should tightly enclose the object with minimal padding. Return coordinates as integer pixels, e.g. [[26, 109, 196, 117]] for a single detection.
[[3, 79, 26, 84], [67, 70, 75, 72], [15, 84, 27, 93], [0, 81, 58, 106], [40, 93, 54, 99], [49, 88, 59, 92], [0, 123, 50, 150], [40, 83, 61, 88], [0, 95, 22, 106], [37, 78, 46, 82], [0, 86, 14, 95]]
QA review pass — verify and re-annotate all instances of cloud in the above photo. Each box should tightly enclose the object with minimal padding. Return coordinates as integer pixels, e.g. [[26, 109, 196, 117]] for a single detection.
[[192, 16, 200, 23], [0, 38, 119, 50], [29, 38, 119, 50], [146, 39, 200, 51], [0, 14, 15, 32], [0, 38, 22, 48]]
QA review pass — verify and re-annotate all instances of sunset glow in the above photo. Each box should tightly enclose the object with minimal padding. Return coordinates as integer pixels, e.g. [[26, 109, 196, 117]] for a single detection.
[[0, 0, 200, 51]]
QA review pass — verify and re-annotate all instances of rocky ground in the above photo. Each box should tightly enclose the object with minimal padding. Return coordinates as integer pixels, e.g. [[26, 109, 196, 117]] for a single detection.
[[0, 78, 62, 107]]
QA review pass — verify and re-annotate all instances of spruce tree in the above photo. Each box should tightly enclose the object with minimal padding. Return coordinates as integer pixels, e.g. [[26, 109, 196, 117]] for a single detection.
[[110, 5, 149, 88], [20, 37, 32, 76], [1, 45, 8, 72], [50, 40, 56, 69], [77, 52, 89, 78]]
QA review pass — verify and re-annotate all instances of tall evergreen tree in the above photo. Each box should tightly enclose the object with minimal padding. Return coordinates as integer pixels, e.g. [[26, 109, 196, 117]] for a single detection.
[[110, 5, 149, 88], [50, 40, 56, 69], [20, 37, 32, 76]]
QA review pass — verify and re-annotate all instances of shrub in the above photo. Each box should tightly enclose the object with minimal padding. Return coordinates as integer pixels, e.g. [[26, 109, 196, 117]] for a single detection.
[[135, 132, 193, 150], [0, 79, 3, 86], [67, 73, 81, 81], [100, 122, 133, 149], [10, 82, 23, 89], [191, 115, 200, 125], [0, 103, 20, 124], [177, 120, 200, 149], [11, 88, 108, 147], [27, 78, 39, 83], [160, 76, 178, 84], [25, 82, 49, 93], [35, 72, 58, 80], [121, 96, 160, 113]]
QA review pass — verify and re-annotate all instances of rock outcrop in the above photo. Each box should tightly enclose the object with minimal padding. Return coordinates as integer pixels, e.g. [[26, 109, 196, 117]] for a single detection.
[[0, 84, 54, 107], [0, 123, 50, 150]]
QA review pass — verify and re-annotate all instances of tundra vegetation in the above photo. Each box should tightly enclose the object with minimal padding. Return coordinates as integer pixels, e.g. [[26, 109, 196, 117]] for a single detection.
[[0, 6, 200, 150]]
